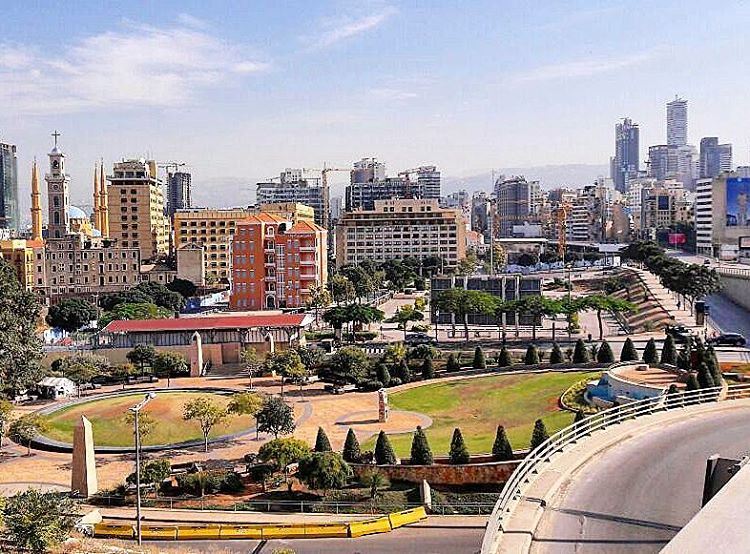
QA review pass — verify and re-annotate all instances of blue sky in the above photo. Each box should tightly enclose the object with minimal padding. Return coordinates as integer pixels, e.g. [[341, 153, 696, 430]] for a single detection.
[[1, 0, 749, 210]]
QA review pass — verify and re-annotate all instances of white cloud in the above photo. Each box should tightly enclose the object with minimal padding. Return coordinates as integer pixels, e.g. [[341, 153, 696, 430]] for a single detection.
[[311, 6, 397, 48], [370, 87, 419, 101], [0, 20, 270, 115], [509, 51, 660, 84], [176, 13, 209, 30]]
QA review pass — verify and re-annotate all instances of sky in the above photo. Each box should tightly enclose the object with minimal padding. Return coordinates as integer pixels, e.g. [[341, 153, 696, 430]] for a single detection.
[[1, 0, 749, 214]]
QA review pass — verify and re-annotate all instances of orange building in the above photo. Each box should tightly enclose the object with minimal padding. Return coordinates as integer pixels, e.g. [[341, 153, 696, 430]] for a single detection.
[[230, 214, 327, 310]]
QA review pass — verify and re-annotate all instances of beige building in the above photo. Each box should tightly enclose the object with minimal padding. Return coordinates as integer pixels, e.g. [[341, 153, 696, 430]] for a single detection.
[[0, 239, 38, 291], [176, 243, 206, 286], [106, 159, 169, 261], [173, 208, 251, 281], [335, 199, 466, 267], [251, 202, 316, 224]]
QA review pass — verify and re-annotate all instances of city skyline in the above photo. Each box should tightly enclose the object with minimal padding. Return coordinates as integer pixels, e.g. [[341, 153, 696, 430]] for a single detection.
[[1, 1, 749, 213]]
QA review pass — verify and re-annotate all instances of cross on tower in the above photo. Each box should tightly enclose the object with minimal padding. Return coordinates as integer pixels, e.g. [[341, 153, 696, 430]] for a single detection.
[[51, 130, 61, 147]]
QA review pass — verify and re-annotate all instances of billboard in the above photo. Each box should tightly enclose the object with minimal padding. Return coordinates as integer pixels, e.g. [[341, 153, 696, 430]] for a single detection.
[[668, 233, 686, 245], [726, 177, 750, 227], [657, 195, 670, 211]]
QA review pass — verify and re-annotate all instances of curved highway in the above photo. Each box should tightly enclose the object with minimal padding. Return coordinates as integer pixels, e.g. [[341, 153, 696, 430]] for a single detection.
[[530, 404, 750, 553]]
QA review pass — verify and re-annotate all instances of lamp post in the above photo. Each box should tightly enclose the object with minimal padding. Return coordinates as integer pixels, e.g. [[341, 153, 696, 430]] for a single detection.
[[129, 392, 156, 545], [434, 309, 440, 342]]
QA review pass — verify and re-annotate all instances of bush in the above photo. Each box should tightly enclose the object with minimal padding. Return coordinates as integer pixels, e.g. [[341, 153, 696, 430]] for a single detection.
[[620, 338, 639, 362], [473, 346, 486, 369], [342, 428, 361, 463], [410, 426, 433, 465], [297, 452, 352, 492], [529, 419, 549, 450], [642, 338, 659, 364], [491, 425, 513, 461], [596, 341, 615, 363], [572, 339, 589, 363], [374, 431, 397, 465], [421, 358, 434, 380], [220, 471, 244, 493], [549, 343, 564, 364], [375, 363, 391, 387], [497, 347, 513, 368], [177, 471, 222, 497], [660, 334, 677, 365], [446, 353, 461, 371], [449, 428, 470, 464], [524, 345, 540, 365], [359, 379, 384, 391]]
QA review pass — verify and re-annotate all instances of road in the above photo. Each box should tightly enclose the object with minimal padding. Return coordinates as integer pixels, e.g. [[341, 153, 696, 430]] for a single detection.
[[530, 404, 750, 553], [148, 525, 484, 553]]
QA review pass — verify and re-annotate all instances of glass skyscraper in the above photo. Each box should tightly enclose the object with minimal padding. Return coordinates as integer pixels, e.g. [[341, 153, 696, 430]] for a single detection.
[[0, 141, 19, 231]]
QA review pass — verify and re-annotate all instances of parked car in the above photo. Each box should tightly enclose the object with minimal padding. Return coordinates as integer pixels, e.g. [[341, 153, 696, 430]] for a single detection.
[[665, 325, 693, 344], [405, 332, 437, 345], [703, 259, 712, 266], [323, 383, 356, 395], [708, 333, 747, 347]]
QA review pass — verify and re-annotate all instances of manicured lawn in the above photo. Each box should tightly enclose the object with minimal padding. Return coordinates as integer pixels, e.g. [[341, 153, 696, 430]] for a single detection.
[[43, 392, 254, 447], [364, 371, 598, 457]]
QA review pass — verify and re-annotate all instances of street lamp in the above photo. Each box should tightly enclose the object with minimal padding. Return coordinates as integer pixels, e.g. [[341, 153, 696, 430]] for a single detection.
[[129, 392, 156, 545], [434, 309, 440, 342]]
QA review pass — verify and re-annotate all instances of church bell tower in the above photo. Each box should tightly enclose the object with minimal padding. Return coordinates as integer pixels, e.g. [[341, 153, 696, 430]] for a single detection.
[[46, 130, 70, 239]]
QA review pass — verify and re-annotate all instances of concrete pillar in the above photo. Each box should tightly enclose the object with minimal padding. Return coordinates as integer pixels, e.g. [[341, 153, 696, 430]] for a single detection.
[[378, 388, 389, 423], [190, 331, 203, 377], [71, 416, 97, 497]]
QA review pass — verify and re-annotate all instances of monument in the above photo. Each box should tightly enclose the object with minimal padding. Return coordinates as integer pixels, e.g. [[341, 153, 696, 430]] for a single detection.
[[190, 331, 203, 377], [378, 388, 389, 423], [71, 415, 98, 497]]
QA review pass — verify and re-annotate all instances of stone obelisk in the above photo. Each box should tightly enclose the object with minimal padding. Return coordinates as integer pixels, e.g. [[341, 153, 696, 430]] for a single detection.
[[71, 415, 98, 497]]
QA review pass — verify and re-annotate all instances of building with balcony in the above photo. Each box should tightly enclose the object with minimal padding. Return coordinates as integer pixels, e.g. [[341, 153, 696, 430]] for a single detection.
[[335, 198, 466, 267], [230, 213, 327, 310]]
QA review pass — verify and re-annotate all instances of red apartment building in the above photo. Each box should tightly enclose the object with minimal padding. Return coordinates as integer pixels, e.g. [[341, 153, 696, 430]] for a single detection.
[[230, 214, 327, 310]]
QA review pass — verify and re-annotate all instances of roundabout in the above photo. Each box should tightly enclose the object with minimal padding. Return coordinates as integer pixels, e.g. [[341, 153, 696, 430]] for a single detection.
[[35, 388, 256, 453]]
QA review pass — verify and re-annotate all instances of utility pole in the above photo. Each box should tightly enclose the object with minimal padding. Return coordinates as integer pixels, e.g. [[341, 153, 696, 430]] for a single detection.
[[129, 392, 156, 545]]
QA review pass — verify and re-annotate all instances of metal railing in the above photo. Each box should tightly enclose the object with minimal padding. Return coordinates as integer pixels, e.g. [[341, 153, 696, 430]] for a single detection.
[[480, 382, 750, 554]]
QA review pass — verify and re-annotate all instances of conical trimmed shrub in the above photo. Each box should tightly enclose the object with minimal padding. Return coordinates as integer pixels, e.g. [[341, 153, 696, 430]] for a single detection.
[[685, 373, 699, 391], [491, 425, 513, 461], [660, 335, 677, 365], [446, 353, 460, 372], [572, 339, 589, 363], [342, 428, 361, 463], [549, 343, 564, 364], [596, 340, 615, 363], [706, 345, 722, 385], [497, 347, 513, 368], [524, 345, 540, 366], [620, 338, 639, 362], [421, 358, 434, 380], [374, 431, 396, 465], [314, 427, 332, 452], [410, 426, 433, 465], [530, 419, 550, 450], [642, 338, 659, 364], [449, 428, 470, 464], [375, 363, 391, 387], [473, 346, 486, 369]]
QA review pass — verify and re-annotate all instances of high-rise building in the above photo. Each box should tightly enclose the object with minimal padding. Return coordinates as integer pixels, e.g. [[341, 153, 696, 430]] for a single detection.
[[167, 171, 192, 217], [667, 96, 688, 147], [106, 159, 170, 260], [648, 145, 679, 181], [400, 166, 441, 199], [351, 157, 385, 184], [494, 176, 539, 237], [45, 132, 71, 239], [346, 159, 441, 211], [0, 140, 19, 231], [230, 214, 328, 310], [699, 137, 733, 179], [335, 199, 466, 267], [695, 173, 748, 259], [612, 118, 640, 193], [256, 170, 327, 227]]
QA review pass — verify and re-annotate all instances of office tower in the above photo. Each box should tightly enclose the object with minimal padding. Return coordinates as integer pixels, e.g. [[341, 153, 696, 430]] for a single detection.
[[335, 199, 465, 267], [347, 159, 441, 211], [167, 171, 192, 217], [700, 137, 733, 179], [611, 118, 640, 193], [648, 145, 679, 181], [45, 132, 71, 239], [667, 96, 688, 147], [351, 157, 385, 184], [106, 159, 169, 260], [256, 169, 327, 227], [401, 165, 441, 199], [0, 141, 19, 231], [230, 215, 327, 310], [494, 176, 539, 237]]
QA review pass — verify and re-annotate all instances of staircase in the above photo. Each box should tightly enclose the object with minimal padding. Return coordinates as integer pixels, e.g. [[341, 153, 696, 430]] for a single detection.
[[612, 268, 695, 330]]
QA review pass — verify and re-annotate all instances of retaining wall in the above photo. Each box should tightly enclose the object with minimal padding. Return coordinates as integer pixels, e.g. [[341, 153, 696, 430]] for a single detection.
[[352, 456, 522, 486]]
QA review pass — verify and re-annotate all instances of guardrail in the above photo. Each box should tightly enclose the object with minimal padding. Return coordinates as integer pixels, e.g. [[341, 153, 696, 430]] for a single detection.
[[480, 382, 750, 553]]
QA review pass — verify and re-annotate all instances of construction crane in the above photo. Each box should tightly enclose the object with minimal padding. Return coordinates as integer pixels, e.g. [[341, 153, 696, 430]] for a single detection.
[[157, 161, 187, 182], [556, 202, 571, 261], [301, 165, 350, 229]]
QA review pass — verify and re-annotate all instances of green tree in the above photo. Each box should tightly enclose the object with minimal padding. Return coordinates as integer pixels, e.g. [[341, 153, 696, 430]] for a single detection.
[[256, 396, 295, 439], [314, 427, 333, 452], [240, 347, 264, 390], [182, 397, 229, 452], [374, 430, 397, 464], [124, 410, 156, 448], [342, 428, 361, 463], [166, 277, 197, 298], [473, 346, 486, 369], [298, 452, 352, 492], [306, 283, 332, 327], [52, 352, 110, 394], [133, 281, 185, 312], [0, 399, 12, 446], [620, 338, 639, 362], [433, 288, 495, 340], [374, 363, 391, 387], [126, 344, 156, 376], [99, 289, 151, 311], [2, 489, 75, 553], [572, 339, 590, 363], [596, 341, 615, 363], [99, 302, 173, 328], [492, 425, 513, 461], [9, 414, 48, 455], [446, 353, 461, 371], [0, 260, 44, 394], [227, 391, 263, 423], [126, 459, 171, 497], [448, 428, 470, 464], [258, 437, 311, 471], [583, 295, 637, 340], [45, 298, 97, 333], [152, 351, 188, 386], [524, 344, 540, 366], [549, 343, 564, 364], [409, 426, 433, 465], [660, 334, 678, 365], [497, 346, 513, 368], [642, 338, 659, 364], [529, 419, 550, 450], [322, 346, 370, 385], [706, 345, 723, 385], [361, 469, 389, 499], [388, 305, 424, 339], [329, 273, 356, 305], [421, 358, 434, 380], [265, 349, 306, 397], [685, 373, 700, 391], [515, 296, 557, 342]]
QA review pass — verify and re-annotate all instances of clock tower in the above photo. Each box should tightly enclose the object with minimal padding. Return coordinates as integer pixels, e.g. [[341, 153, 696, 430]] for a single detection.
[[46, 130, 70, 238]]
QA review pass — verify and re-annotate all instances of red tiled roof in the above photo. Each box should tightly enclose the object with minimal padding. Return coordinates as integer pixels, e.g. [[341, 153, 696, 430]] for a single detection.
[[103, 313, 308, 333]]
